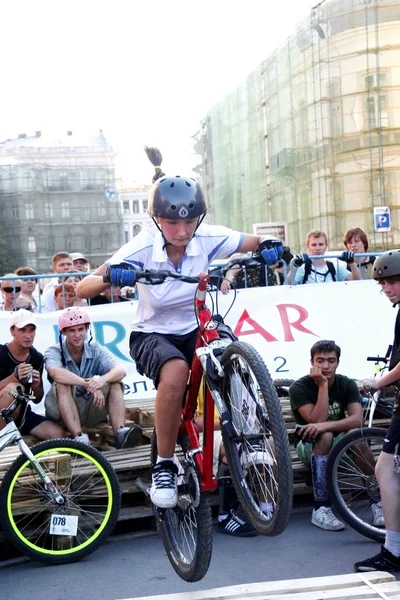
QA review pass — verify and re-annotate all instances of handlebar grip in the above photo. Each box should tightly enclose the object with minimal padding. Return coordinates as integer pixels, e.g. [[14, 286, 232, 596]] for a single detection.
[[367, 356, 385, 362], [103, 272, 111, 284]]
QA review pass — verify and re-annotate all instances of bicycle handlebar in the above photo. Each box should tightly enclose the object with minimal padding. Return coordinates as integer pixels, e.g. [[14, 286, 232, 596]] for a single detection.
[[103, 253, 266, 286], [1, 386, 28, 421]]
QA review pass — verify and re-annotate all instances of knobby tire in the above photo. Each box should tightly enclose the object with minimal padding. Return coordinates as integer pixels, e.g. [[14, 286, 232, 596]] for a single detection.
[[0, 438, 120, 564], [220, 342, 293, 535]]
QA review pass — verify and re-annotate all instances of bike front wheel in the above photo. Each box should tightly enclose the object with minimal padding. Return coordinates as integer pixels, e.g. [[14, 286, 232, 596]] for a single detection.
[[151, 431, 212, 583], [220, 342, 293, 535], [326, 427, 386, 542], [0, 438, 120, 564]]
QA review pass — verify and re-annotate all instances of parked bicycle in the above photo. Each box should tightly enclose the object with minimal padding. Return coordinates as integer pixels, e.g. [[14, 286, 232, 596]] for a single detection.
[[105, 253, 293, 582], [326, 347, 394, 542], [0, 386, 120, 564]]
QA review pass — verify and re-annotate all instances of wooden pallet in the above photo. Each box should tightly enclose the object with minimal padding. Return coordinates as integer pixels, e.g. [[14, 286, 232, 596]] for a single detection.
[[129, 571, 400, 600]]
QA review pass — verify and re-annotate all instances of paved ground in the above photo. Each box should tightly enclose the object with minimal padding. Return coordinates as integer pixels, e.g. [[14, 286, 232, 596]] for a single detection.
[[0, 507, 396, 600]]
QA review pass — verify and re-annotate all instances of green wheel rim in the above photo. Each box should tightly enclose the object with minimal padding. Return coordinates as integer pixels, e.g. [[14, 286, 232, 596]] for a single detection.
[[6, 446, 114, 556]]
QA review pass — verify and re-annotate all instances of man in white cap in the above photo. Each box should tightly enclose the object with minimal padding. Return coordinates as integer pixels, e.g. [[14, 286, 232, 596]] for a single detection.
[[0, 310, 65, 439], [70, 252, 90, 273]]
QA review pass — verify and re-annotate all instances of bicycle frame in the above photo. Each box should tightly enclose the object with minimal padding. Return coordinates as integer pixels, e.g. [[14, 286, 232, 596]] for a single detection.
[[179, 274, 227, 492], [0, 403, 64, 504]]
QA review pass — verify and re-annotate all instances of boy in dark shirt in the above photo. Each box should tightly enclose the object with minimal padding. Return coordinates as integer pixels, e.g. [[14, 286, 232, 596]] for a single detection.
[[0, 309, 64, 439], [289, 340, 363, 531]]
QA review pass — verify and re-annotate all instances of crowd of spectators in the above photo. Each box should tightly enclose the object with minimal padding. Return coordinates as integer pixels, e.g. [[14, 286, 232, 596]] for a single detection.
[[0, 251, 135, 313], [0, 227, 379, 312]]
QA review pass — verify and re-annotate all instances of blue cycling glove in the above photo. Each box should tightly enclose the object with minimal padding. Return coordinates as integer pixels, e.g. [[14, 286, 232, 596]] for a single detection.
[[258, 238, 283, 266], [108, 264, 137, 287]]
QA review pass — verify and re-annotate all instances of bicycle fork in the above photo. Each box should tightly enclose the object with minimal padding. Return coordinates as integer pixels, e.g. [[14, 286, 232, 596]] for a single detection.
[[17, 438, 65, 505]]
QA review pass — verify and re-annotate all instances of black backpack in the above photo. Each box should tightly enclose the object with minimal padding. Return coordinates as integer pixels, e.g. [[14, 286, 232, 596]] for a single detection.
[[302, 259, 336, 284]]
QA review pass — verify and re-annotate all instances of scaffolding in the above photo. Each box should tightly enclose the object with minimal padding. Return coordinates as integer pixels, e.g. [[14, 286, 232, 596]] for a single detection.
[[197, 0, 400, 252]]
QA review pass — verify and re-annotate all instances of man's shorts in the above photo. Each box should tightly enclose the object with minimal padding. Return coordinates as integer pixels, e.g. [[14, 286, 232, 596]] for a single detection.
[[382, 417, 400, 454], [296, 432, 346, 466], [129, 329, 198, 388], [45, 383, 114, 428], [16, 405, 47, 436]]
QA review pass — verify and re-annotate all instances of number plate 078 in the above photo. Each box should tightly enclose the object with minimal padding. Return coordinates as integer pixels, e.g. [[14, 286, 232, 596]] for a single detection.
[[49, 514, 78, 536]]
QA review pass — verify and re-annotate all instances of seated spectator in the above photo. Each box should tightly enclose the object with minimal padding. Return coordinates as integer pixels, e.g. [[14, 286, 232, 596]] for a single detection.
[[291, 229, 360, 284], [70, 252, 90, 272], [42, 252, 73, 312], [54, 282, 76, 310], [44, 307, 142, 449], [220, 252, 279, 293], [15, 267, 39, 312], [342, 227, 375, 279], [0, 310, 64, 439], [90, 286, 129, 305], [289, 340, 382, 531], [1, 275, 23, 311]]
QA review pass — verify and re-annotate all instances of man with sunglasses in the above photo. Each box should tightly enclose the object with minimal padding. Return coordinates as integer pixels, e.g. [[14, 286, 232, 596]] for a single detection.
[[0, 309, 64, 439]]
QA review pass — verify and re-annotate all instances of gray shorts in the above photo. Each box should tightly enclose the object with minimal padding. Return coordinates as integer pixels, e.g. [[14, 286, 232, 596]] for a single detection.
[[45, 382, 115, 428]]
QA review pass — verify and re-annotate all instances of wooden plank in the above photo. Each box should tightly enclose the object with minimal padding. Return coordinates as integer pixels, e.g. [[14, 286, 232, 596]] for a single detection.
[[127, 572, 397, 600]]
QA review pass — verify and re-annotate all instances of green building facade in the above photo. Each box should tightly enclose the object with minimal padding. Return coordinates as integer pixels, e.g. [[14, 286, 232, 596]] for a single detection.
[[196, 0, 400, 251]]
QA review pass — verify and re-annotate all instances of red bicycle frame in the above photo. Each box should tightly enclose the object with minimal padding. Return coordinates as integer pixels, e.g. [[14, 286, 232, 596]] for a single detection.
[[179, 274, 222, 492]]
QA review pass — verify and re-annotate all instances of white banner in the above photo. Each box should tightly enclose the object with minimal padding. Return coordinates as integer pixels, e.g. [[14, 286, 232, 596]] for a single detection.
[[1, 280, 393, 413]]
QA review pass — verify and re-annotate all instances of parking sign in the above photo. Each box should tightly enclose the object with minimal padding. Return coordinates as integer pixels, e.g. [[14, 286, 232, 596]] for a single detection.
[[373, 206, 391, 233]]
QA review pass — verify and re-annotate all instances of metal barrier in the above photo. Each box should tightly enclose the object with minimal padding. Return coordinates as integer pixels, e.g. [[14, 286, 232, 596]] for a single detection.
[[289, 252, 378, 284]]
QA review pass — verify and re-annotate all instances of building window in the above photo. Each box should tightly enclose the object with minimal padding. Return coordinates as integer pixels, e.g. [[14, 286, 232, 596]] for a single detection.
[[123, 201, 130, 214], [124, 230, 129, 244], [142, 200, 148, 212], [61, 202, 70, 218], [25, 204, 34, 219], [133, 224, 142, 237], [368, 173, 391, 205], [44, 203, 54, 219], [28, 236, 36, 253], [328, 80, 343, 136], [365, 73, 388, 129], [12, 207, 19, 220], [132, 200, 139, 214]]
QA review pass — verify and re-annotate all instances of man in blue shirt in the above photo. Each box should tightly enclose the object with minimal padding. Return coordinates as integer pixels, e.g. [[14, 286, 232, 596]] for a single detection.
[[44, 306, 141, 448]]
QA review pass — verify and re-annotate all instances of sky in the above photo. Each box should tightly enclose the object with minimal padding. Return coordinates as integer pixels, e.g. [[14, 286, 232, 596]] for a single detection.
[[0, 0, 314, 183]]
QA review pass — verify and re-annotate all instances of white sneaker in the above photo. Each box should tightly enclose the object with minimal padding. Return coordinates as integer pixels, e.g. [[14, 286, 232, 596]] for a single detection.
[[74, 433, 91, 446], [311, 507, 345, 531], [150, 460, 178, 509], [241, 442, 274, 470], [371, 501, 385, 527]]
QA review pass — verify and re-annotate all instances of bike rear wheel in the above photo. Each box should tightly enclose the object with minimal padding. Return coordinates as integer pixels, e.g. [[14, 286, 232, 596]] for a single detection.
[[151, 431, 212, 582], [0, 438, 120, 564], [326, 427, 386, 542], [220, 342, 293, 535]]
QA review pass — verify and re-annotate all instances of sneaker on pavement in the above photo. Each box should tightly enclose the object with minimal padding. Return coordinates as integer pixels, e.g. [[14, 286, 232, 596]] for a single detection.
[[217, 510, 257, 537], [241, 442, 274, 470], [355, 545, 400, 572], [115, 425, 142, 449], [74, 433, 91, 446], [371, 501, 385, 527], [150, 460, 178, 509], [311, 507, 345, 531]]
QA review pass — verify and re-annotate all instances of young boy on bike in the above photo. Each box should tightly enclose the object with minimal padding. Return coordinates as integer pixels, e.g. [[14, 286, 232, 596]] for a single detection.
[[355, 250, 400, 572], [44, 306, 142, 449], [76, 148, 283, 509]]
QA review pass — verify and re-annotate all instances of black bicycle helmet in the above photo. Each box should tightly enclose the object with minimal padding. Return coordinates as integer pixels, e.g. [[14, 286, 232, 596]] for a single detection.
[[148, 175, 207, 220], [373, 250, 400, 279]]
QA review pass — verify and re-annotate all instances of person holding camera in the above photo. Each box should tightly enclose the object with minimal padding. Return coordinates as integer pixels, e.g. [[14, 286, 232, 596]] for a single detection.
[[290, 229, 360, 284], [0, 310, 64, 439]]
